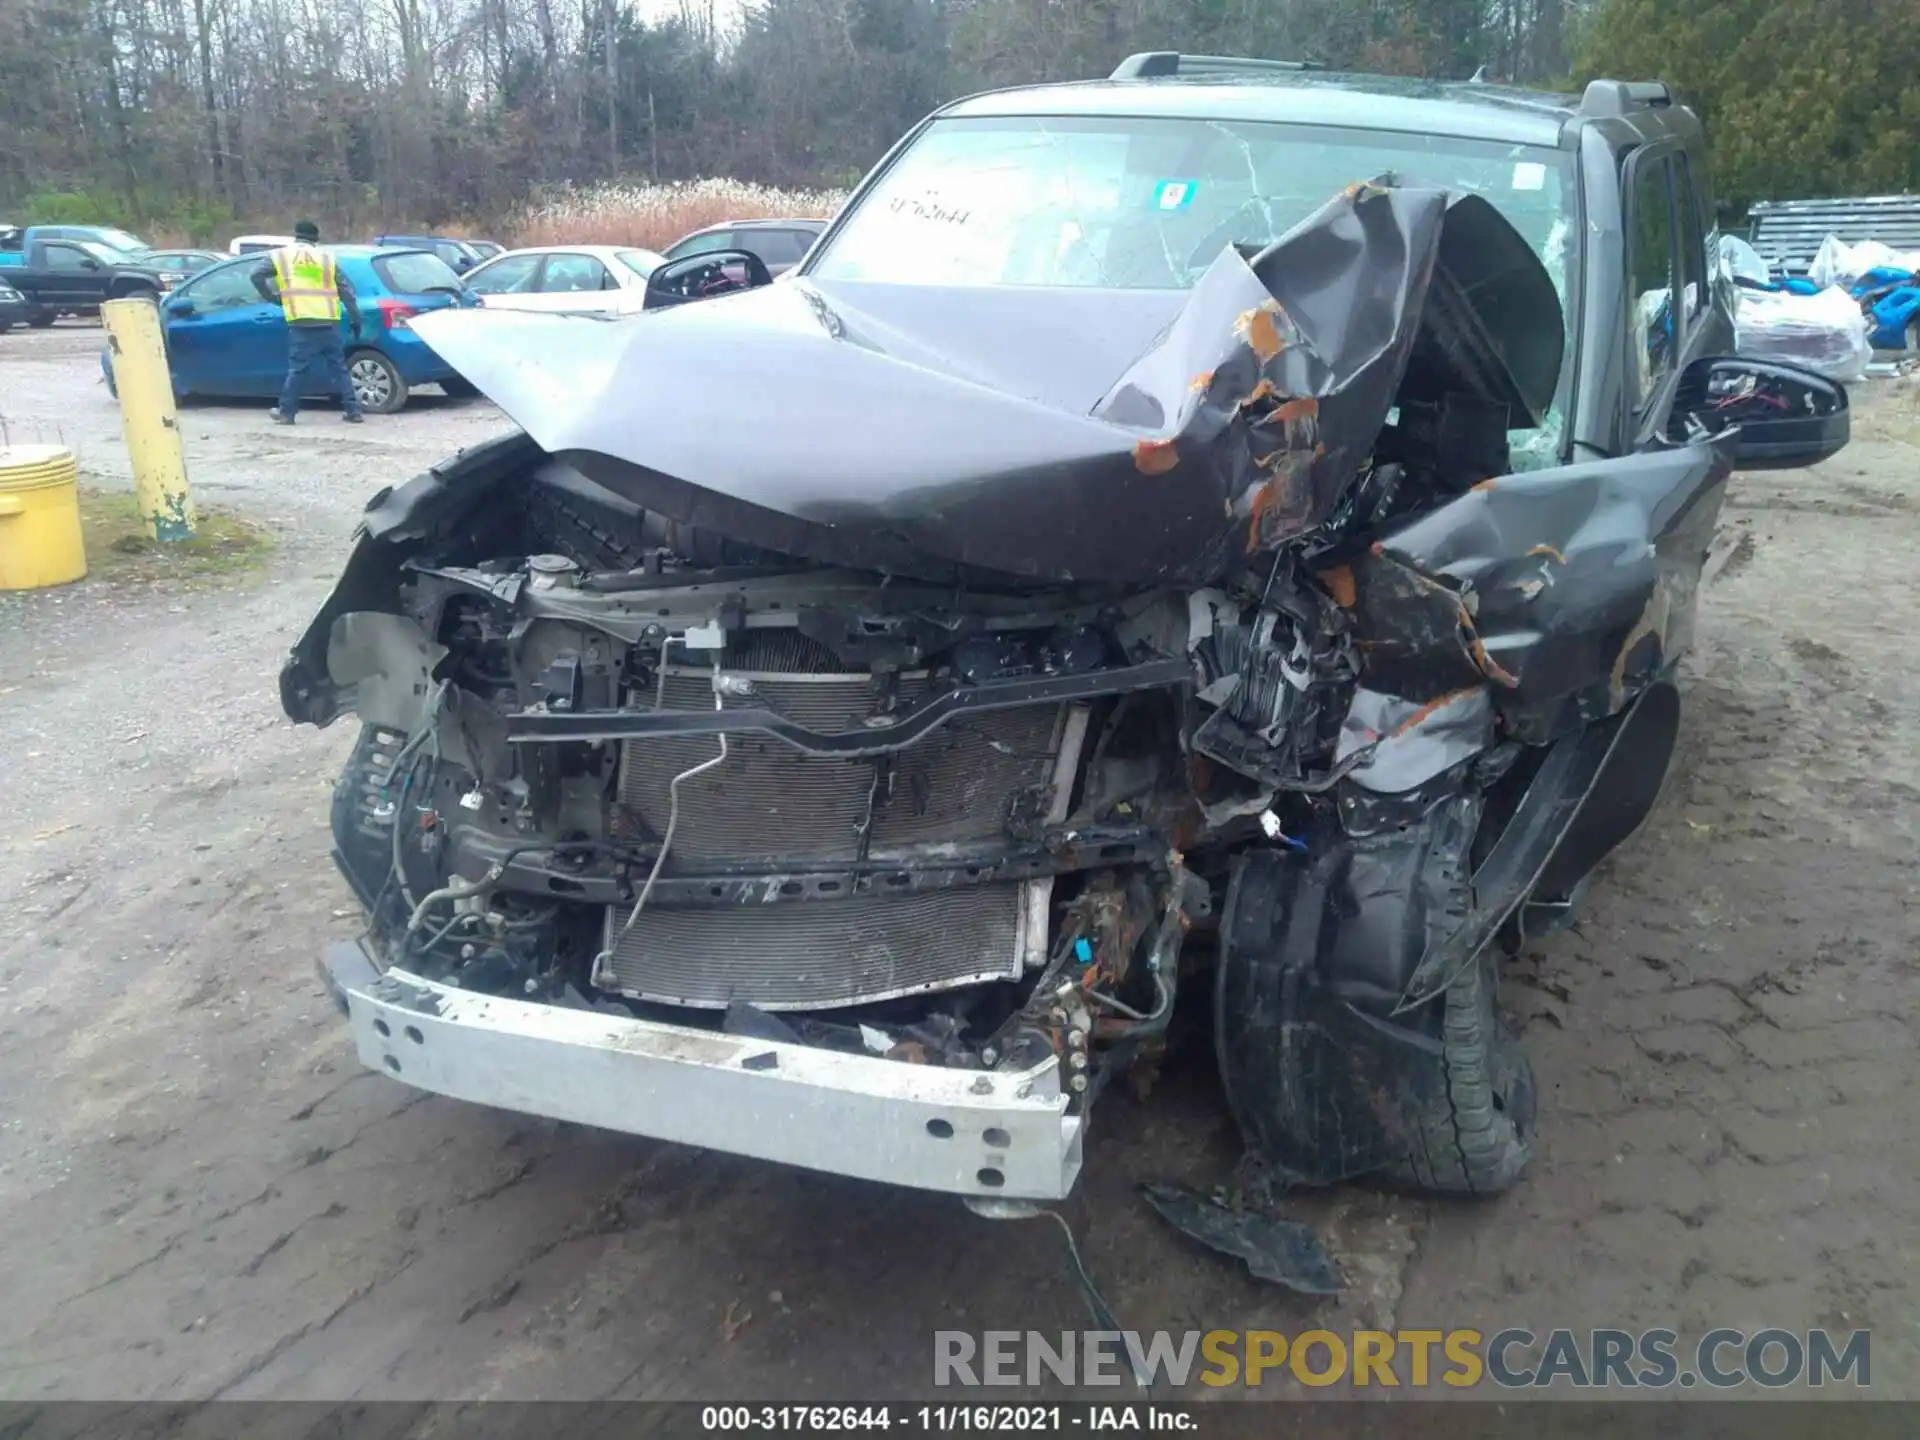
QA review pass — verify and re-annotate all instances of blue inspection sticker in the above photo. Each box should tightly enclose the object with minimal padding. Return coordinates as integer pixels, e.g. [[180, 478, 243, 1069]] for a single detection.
[[1152, 179, 1198, 211]]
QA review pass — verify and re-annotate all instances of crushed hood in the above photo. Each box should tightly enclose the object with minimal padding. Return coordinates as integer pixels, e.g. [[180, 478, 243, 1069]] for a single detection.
[[412, 182, 1562, 586]]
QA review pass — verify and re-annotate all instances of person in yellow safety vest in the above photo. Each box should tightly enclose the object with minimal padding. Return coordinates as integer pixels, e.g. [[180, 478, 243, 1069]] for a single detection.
[[248, 220, 367, 425]]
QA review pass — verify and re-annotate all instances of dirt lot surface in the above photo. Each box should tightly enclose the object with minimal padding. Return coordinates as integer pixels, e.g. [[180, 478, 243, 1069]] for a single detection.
[[2, 320, 1915, 1402]]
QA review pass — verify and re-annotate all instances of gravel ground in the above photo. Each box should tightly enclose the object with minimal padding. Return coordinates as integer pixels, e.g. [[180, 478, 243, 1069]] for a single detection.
[[1, 320, 1915, 1402]]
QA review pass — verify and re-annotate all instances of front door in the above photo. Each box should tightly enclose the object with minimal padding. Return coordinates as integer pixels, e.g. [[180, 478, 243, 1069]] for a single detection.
[[164, 263, 286, 394], [37, 243, 106, 307]]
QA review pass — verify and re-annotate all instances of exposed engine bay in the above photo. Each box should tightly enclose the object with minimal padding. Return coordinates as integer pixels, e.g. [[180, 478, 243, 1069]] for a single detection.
[[286, 181, 1741, 1194]]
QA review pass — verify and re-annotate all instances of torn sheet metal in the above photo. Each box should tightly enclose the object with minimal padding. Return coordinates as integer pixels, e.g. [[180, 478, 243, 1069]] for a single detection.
[[1348, 442, 1732, 743], [410, 182, 1562, 587], [1335, 686, 1493, 794]]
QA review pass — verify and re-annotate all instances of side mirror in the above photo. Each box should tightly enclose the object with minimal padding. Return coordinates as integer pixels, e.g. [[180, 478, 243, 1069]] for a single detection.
[[164, 297, 196, 318], [642, 250, 775, 311], [1671, 356, 1849, 470], [80, 257, 101, 271]]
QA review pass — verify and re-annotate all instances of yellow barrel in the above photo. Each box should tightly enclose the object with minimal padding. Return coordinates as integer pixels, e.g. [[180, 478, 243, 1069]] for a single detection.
[[0, 445, 88, 591]]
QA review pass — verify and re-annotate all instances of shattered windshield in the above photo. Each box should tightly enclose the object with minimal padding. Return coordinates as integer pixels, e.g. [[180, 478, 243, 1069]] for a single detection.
[[812, 114, 1575, 463], [814, 115, 1573, 294]]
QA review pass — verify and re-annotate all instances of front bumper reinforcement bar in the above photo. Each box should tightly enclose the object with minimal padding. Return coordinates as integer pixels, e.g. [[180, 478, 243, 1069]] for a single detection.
[[320, 940, 1085, 1200]]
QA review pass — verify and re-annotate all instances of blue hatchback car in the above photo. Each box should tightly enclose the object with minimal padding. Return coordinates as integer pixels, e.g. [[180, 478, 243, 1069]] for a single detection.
[[100, 246, 479, 413]]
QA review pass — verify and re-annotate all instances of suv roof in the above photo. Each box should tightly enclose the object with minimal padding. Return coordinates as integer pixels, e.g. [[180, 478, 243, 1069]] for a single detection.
[[942, 54, 1697, 151], [677, 218, 830, 238]]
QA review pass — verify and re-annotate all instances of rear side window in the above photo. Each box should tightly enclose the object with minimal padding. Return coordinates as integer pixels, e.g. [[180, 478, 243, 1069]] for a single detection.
[[1627, 154, 1677, 408], [469, 253, 541, 293], [541, 254, 613, 292], [741, 229, 811, 266], [669, 230, 736, 260], [373, 251, 464, 294]]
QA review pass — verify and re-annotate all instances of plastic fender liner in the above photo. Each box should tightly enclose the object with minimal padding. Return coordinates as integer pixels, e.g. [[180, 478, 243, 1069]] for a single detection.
[[1214, 680, 1680, 1185], [1221, 840, 1459, 1190], [1214, 821, 1474, 1187]]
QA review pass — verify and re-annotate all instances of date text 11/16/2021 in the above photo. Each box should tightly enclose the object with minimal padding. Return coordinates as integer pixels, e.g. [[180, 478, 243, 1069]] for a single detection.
[[700, 1406, 1194, 1432]]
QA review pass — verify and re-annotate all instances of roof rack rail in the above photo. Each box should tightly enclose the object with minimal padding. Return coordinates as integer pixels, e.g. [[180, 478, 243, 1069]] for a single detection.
[[1580, 78, 1673, 117], [1109, 51, 1323, 80]]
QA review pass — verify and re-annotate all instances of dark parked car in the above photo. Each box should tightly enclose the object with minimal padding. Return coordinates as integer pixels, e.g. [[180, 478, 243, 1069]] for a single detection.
[[467, 240, 506, 260], [661, 217, 828, 276], [287, 54, 1847, 1212], [370, 234, 485, 274], [0, 277, 29, 332], [100, 247, 479, 412], [142, 249, 224, 289]]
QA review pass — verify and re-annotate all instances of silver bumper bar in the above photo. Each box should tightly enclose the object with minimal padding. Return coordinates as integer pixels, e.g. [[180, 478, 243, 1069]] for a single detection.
[[320, 941, 1085, 1200]]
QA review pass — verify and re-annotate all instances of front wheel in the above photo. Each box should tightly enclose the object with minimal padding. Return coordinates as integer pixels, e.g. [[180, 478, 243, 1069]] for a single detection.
[[1219, 923, 1537, 1198], [1216, 795, 1538, 1198], [115, 285, 158, 303], [347, 348, 408, 414]]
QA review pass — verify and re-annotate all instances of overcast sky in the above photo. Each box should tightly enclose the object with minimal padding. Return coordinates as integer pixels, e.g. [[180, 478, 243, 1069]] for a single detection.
[[630, 0, 748, 35]]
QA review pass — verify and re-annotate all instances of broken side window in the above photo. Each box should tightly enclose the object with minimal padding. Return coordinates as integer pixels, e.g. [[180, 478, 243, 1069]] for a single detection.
[[1628, 152, 1678, 410], [1674, 156, 1707, 325]]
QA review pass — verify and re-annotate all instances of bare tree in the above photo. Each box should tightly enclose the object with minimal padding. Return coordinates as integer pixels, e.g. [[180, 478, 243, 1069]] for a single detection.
[[0, 0, 1601, 231]]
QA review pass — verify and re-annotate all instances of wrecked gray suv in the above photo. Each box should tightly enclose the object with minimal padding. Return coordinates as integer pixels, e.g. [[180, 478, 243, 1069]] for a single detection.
[[285, 55, 1849, 1204]]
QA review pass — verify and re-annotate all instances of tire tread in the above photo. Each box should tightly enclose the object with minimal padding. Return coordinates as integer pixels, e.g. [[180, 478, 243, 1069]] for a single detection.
[[1387, 954, 1534, 1195]]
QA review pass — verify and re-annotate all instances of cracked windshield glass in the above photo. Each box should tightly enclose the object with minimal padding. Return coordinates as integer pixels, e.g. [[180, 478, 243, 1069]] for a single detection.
[[814, 113, 1573, 463]]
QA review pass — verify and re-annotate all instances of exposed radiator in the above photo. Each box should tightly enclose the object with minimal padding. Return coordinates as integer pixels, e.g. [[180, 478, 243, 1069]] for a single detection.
[[595, 881, 1042, 1010], [604, 657, 1077, 1010], [615, 669, 1064, 864]]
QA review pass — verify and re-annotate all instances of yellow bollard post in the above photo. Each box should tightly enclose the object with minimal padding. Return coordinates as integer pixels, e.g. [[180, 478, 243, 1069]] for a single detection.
[[101, 296, 197, 541]]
